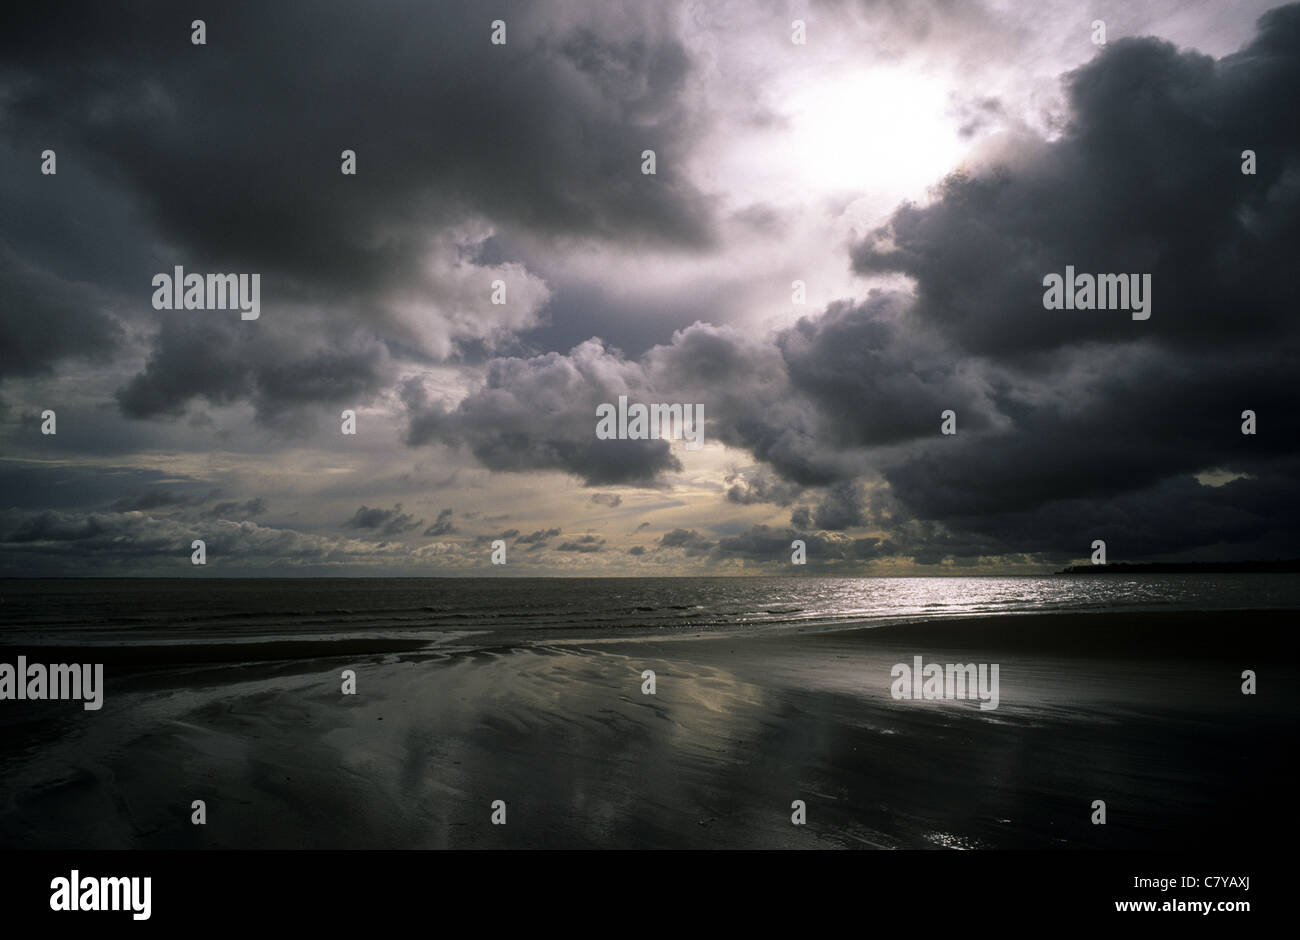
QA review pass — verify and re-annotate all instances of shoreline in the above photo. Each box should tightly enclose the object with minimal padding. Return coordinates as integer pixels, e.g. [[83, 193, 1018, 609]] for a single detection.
[[1, 608, 1295, 849], [4, 605, 1295, 659]]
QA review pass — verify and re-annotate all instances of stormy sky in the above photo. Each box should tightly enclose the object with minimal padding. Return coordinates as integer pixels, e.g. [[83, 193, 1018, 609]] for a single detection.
[[2, 0, 1297, 576]]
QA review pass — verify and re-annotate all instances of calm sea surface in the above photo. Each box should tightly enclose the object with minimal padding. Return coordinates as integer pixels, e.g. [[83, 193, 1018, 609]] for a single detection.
[[2, 575, 1297, 647]]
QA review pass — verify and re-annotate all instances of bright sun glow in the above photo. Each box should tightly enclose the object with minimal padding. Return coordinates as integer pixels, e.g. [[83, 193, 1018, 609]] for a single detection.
[[783, 68, 966, 197]]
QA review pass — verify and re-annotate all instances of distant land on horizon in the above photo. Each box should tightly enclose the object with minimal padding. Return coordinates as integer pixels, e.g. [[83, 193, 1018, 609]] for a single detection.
[[1057, 560, 1300, 575]]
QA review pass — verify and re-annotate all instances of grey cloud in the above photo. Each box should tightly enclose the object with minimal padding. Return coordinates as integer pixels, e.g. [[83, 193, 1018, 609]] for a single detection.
[[813, 481, 867, 531], [111, 489, 205, 512], [852, 20, 1300, 359], [517, 527, 562, 548], [644, 523, 888, 567], [725, 469, 802, 506], [832, 12, 1300, 561], [345, 503, 423, 536], [556, 535, 605, 552], [777, 292, 1000, 449], [2, 0, 719, 425], [0, 1, 714, 297], [423, 508, 457, 537], [116, 318, 390, 425], [0, 244, 122, 379], [472, 528, 521, 546], [715, 525, 887, 564], [0, 507, 443, 576], [402, 341, 681, 486], [657, 528, 713, 557], [203, 498, 268, 520]]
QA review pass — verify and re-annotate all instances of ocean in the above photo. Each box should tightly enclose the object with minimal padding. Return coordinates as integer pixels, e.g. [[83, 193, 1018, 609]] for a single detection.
[[2, 575, 1297, 850], [4, 574, 1299, 650]]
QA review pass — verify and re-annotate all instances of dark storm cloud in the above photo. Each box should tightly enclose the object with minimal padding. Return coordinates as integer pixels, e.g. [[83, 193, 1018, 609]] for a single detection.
[[345, 503, 423, 536], [716, 525, 887, 564], [647, 523, 887, 567], [644, 322, 843, 486], [402, 343, 682, 486], [471, 528, 521, 546], [423, 508, 457, 537], [724, 470, 802, 506], [253, 346, 391, 413], [556, 535, 605, 552], [3, 510, 110, 544], [873, 459, 1300, 565], [0, 0, 713, 291], [657, 528, 713, 556], [0, 244, 122, 378], [0, 461, 211, 513], [0, 505, 437, 576], [112, 488, 215, 512], [852, 15, 1300, 358], [110, 489, 204, 512], [516, 528, 562, 548], [837, 9, 1300, 561], [875, 346, 1300, 561], [776, 292, 998, 448], [114, 320, 254, 418], [405, 306, 954, 492], [107, 488, 269, 522], [4, 463, 271, 529], [589, 493, 622, 508], [0, 0, 716, 421], [6, 2, 1298, 574], [811, 481, 867, 531], [409, 319, 848, 490], [203, 497, 268, 520], [434, 8, 1300, 565], [114, 317, 390, 424]]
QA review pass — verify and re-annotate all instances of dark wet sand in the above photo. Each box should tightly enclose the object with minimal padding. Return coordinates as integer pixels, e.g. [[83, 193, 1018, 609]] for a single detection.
[[1, 610, 1295, 849]]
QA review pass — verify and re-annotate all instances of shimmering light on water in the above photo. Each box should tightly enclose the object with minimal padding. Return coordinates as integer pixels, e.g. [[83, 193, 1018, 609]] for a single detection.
[[2, 574, 1297, 647]]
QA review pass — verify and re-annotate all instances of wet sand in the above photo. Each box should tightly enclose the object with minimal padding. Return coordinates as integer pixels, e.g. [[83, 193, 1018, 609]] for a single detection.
[[1, 610, 1295, 849]]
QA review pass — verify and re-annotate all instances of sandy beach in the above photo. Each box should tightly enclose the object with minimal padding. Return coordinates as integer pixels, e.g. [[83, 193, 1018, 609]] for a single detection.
[[1, 609, 1294, 849]]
